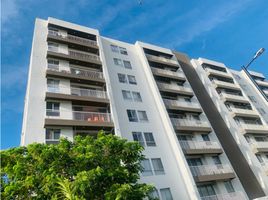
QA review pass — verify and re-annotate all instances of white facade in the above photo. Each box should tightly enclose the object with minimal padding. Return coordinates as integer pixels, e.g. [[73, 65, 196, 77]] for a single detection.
[[21, 17, 267, 199]]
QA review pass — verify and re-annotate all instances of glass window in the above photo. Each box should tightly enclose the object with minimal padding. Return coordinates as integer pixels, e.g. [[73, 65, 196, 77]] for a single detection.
[[212, 156, 222, 165], [141, 159, 153, 176], [127, 109, 138, 122], [202, 134, 210, 141], [187, 158, 202, 166], [46, 129, 60, 140], [48, 42, 59, 51], [118, 73, 127, 83], [47, 79, 60, 93], [160, 188, 173, 200], [113, 58, 123, 66], [119, 47, 128, 55], [197, 185, 216, 197], [224, 181, 235, 193], [151, 158, 164, 175], [256, 154, 263, 163], [122, 90, 132, 100], [111, 45, 119, 53], [137, 111, 148, 122], [148, 188, 160, 199], [127, 75, 137, 85], [132, 92, 142, 102], [144, 132, 156, 146], [46, 102, 60, 116], [123, 60, 132, 69], [47, 59, 59, 70], [132, 132, 145, 147]]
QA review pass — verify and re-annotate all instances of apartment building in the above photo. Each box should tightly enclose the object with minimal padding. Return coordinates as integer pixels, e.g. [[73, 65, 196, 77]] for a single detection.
[[191, 58, 268, 198], [21, 17, 268, 199]]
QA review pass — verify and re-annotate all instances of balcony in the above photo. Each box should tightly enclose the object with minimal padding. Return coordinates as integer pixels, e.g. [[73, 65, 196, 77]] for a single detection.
[[229, 107, 259, 118], [256, 80, 268, 88], [250, 141, 268, 153], [179, 140, 223, 154], [146, 54, 180, 68], [200, 192, 245, 200], [46, 85, 109, 105], [170, 118, 212, 132], [220, 92, 249, 104], [163, 99, 202, 113], [205, 68, 233, 79], [47, 30, 98, 49], [47, 48, 102, 66], [45, 110, 113, 128], [212, 80, 240, 91], [263, 89, 268, 96], [239, 123, 268, 134], [190, 164, 235, 183], [151, 67, 186, 81], [261, 162, 268, 176], [157, 82, 193, 96], [47, 64, 105, 84]]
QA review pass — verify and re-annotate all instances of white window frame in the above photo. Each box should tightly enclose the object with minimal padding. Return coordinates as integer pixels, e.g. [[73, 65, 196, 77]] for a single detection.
[[123, 60, 132, 69], [118, 73, 127, 83], [151, 158, 165, 175], [132, 91, 142, 102], [144, 132, 156, 146], [127, 75, 137, 85], [122, 90, 132, 101], [141, 159, 153, 176], [113, 58, 123, 66], [111, 44, 119, 53], [132, 132, 145, 147], [137, 110, 148, 122], [119, 47, 128, 55]]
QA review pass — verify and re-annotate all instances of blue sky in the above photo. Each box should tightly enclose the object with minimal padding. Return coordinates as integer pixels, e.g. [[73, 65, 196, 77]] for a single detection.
[[1, 0, 268, 149]]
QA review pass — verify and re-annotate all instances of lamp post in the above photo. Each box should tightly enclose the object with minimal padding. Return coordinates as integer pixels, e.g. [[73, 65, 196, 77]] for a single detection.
[[244, 48, 265, 69]]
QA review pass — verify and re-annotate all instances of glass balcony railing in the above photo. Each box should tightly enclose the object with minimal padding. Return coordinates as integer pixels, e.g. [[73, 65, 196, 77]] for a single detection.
[[163, 98, 200, 109], [170, 118, 210, 128], [157, 82, 192, 93], [146, 54, 179, 65], [228, 107, 258, 116], [179, 140, 221, 150], [48, 30, 98, 47], [189, 164, 233, 177], [151, 67, 184, 78], [200, 192, 245, 200]]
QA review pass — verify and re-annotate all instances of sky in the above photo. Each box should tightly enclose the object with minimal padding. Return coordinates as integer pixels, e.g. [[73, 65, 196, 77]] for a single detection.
[[1, 0, 268, 149]]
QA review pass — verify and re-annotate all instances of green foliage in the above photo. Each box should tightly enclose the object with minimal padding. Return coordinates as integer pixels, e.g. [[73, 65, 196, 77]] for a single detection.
[[1, 131, 155, 199]]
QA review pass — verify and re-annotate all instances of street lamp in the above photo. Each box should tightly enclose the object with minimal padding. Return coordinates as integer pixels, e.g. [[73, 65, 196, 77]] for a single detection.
[[244, 48, 265, 69]]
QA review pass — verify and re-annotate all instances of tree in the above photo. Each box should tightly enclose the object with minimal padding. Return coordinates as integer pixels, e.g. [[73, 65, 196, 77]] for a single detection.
[[1, 132, 156, 199]]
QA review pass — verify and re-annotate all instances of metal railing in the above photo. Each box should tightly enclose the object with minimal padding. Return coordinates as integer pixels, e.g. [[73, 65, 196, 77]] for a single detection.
[[47, 65, 104, 80], [189, 164, 233, 177], [48, 30, 98, 47], [163, 98, 200, 109], [219, 92, 246, 101], [151, 67, 184, 77], [146, 54, 179, 65], [200, 192, 245, 200], [229, 107, 258, 115], [179, 140, 221, 150], [68, 49, 100, 62], [47, 85, 107, 99], [212, 80, 238, 88], [157, 82, 192, 93], [170, 118, 210, 128], [46, 109, 112, 123]]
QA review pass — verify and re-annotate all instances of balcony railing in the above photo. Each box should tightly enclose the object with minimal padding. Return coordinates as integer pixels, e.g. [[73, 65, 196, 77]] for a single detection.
[[151, 67, 184, 78], [256, 79, 268, 87], [47, 64, 104, 80], [219, 92, 247, 102], [179, 140, 221, 150], [163, 99, 200, 109], [170, 118, 210, 128], [46, 109, 112, 123], [189, 164, 233, 177], [212, 80, 239, 89], [69, 49, 100, 62], [157, 82, 192, 93], [146, 54, 179, 65], [48, 30, 98, 47], [239, 123, 268, 131], [200, 192, 245, 200], [229, 107, 258, 116], [250, 141, 268, 149], [47, 85, 107, 99], [205, 68, 231, 77]]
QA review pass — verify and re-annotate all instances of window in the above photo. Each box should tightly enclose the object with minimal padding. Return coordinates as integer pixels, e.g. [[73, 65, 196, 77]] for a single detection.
[[132, 132, 145, 146], [123, 60, 132, 69], [144, 132, 156, 146], [127, 109, 138, 122], [187, 158, 202, 166], [202, 134, 210, 141], [113, 58, 123, 66], [46, 102, 60, 116], [160, 188, 173, 200], [148, 188, 160, 199], [118, 73, 127, 83], [132, 92, 142, 102], [141, 159, 153, 176], [127, 75, 137, 85], [111, 45, 119, 53], [212, 156, 222, 165], [256, 154, 264, 163], [46, 129, 60, 140], [197, 185, 216, 197], [119, 47, 128, 55], [122, 90, 132, 100], [48, 42, 59, 51], [138, 111, 148, 122], [151, 158, 164, 175], [224, 181, 235, 193], [47, 59, 59, 70], [47, 79, 60, 93]]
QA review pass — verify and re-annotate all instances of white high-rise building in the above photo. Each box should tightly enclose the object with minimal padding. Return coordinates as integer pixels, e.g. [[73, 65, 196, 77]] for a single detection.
[[21, 17, 268, 200]]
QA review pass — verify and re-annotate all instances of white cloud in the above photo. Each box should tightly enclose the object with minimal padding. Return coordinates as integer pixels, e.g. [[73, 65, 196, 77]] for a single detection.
[[2, 0, 19, 25]]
